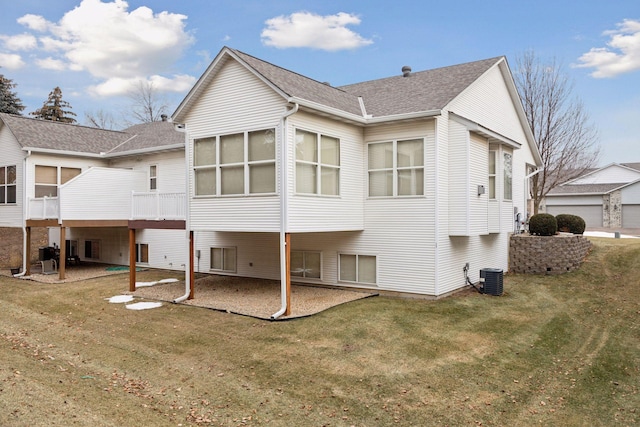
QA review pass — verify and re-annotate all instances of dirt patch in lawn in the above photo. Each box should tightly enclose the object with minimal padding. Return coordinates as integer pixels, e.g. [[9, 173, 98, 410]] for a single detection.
[[132, 274, 377, 320]]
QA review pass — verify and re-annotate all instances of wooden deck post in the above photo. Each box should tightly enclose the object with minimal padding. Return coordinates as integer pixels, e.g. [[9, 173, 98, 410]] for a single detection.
[[25, 226, 31, 276], [129, 228, 136, 292], [58, 226, 66, 280], [285, 232, 291, 316], [189, 230, 194, 300]]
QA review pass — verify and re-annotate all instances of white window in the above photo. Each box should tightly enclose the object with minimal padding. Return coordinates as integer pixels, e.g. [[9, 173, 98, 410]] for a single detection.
[[193, 129, 276, 196], [0, 165, 17, 204], [339, 254, 377, 285], [35, 165, 81, 198], [295, 129, 340, 196], [291, 251, 321, 279], [210, 247, 236, 272], [504, 152, 512, 200], [368, 138, 424, 197], [135, 243, 149, 263], [488, 150, 497, 199], [149, 165, 157, 191]]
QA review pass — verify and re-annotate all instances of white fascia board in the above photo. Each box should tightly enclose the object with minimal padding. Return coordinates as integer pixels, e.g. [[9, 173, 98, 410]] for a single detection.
[[449, 112, 521, 149], [21, 147, 105, 158], [104, 144, 185, 159]]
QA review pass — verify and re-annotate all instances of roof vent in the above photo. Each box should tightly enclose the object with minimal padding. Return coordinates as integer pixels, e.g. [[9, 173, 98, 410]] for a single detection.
[[322, 81, 331, 86], [402, 65, 412, 77], [161, 114, 168, 122]]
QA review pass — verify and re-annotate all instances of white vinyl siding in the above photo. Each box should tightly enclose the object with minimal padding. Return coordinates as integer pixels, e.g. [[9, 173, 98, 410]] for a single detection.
[[0, 125, 25, 227]]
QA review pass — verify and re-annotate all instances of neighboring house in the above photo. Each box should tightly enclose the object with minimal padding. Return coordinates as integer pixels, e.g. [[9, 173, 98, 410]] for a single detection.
[[172, 47, 542, 315], [544, 162, 640, 228], [0, 113, 187, 278]]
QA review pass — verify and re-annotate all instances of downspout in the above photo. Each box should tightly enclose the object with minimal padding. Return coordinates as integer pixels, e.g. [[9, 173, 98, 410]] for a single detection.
[[173, 123, 191, 303], [14, 150, 31, 277], [271, 102, 299, 320], [523, 167, 543, 224]]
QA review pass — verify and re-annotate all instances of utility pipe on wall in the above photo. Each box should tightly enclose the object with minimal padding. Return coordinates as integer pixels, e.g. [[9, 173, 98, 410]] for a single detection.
[[14, 150, 32, 278], [173, 122, 192, 303]]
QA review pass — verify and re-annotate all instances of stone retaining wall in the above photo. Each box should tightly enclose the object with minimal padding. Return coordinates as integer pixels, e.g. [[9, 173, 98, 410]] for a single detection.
[[0, 227, 49, 269], [509, 233, 592, 274]]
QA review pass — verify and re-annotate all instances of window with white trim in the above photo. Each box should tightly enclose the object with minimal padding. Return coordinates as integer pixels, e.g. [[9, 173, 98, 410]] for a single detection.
[[149, 165, 157, 191], [504, 152, 512, 200], [368, 138, 424, 197], [35, 165, 81, 197], [339, 254, 377, 285], [0, 165, 17, 204], [291, 250, 321, 279], [488, 150, 497, 199], [193, 128, 276, 196], [295, 129, 340, 195], [210, 247, 236, 272]]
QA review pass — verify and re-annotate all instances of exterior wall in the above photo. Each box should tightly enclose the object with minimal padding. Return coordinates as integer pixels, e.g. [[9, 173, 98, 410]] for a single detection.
[[572, 164, 640, 185], [0, 227, 48, 268], [60, 227, 130, 265], [134, 229, 188, 271], [603, 190, 622, 228], [509, 234, 592, 274], [621, 182, 640, 228], [287, 111, 364, 232], [0, 123, 25, 228], [185, 59, 285, 232], [110, 150, 186, 193]]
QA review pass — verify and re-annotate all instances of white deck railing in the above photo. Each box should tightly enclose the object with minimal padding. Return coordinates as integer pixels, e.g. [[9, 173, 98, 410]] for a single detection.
[[131, 192, 186, 220], [27, 196, 60, 220]]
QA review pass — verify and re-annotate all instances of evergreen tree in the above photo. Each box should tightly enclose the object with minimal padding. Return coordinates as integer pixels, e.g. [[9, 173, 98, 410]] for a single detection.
[[0, 74, 26, 115], [30, 86, 77, 123]]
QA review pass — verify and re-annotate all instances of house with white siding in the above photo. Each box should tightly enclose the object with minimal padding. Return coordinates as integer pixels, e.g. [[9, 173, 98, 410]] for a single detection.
[[0, 113, 187, 280], [172, 47, 542, 317], [545, 162, 640, 228]]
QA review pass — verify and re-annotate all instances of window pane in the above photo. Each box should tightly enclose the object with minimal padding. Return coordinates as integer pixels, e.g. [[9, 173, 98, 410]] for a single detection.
[[291, 251, 304, 277], [369, 170, 393, 197], [0, 167, 5, 185], [195, 169, 216, 195], [305, 252, 321, 279], [358, 255, 377, 284], [194, 137, 216, 166], [220, 133, 244, 164], [223, 247, 236, 272], [35, 185, 57, 198], [397, 139, 423, 167], [321, 135, 339, 166], [61, 167, 81, 184], [7, 185, 16, 203], [7, 165, 16, 184], [296, 163, 317, 194], [489, 151, 496, 174], [504, 152, 512, 200], [221, 165, 244, 195], [211, 248, 222, 270], [398, 169, 423, 196], [250, 163, 275, 193], [249, 129, 275, 161], [368, 142, 393, 169], [339, 254, 357, 282], [489, 176, 496, 199], [295, 130, 317, 162], [0, 188, 4, 203], [36, 165, 57, 184], [321, 166, 339, 196]]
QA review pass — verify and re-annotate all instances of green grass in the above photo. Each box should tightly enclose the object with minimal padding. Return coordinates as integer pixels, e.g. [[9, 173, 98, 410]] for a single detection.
[[0, 237, 639, 426]]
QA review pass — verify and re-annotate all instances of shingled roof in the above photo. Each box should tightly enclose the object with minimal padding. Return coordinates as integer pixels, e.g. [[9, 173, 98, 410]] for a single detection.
[[547, 183, 629, 195], [0, 113, 183, 157], [176, 47, 504, 122]]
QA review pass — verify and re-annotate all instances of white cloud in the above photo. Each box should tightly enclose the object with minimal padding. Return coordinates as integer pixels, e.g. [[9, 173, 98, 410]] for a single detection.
[[575, 19, 640, 78], [261, 11, 373, 51], [0, 53, 25, 69], [1, 33, 38, 51], [5, 0, 196, 97], [88, 74, 197, 97]]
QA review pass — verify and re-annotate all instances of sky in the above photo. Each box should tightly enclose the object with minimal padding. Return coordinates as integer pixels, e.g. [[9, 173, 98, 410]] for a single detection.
[[0, 0, 639, 166]]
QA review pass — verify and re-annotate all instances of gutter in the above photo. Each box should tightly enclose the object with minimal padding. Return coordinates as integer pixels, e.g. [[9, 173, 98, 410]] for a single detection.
[[271, 102, 299, 320], [14, 150, 31, 277], [172, 123, 192, 303]]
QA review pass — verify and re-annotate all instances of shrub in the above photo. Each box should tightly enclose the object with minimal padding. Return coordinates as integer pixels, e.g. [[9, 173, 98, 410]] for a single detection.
[[529, 213, 557, 236], [556, 214, 586, 234]]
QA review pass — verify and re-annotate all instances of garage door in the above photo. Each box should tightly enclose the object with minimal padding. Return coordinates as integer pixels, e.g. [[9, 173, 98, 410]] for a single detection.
[[546, 205, 603, 228], [622, 205, 640, 228]]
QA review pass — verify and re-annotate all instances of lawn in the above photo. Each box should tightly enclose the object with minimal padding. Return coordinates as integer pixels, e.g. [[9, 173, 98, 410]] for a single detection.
[[0, 237, 638, 426]]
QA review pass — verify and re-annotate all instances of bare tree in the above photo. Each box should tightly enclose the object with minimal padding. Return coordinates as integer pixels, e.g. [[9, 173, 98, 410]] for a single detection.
[[514, 50, 600, 214], [84, 109, 118, 130], [125, 80, 169, 124]]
